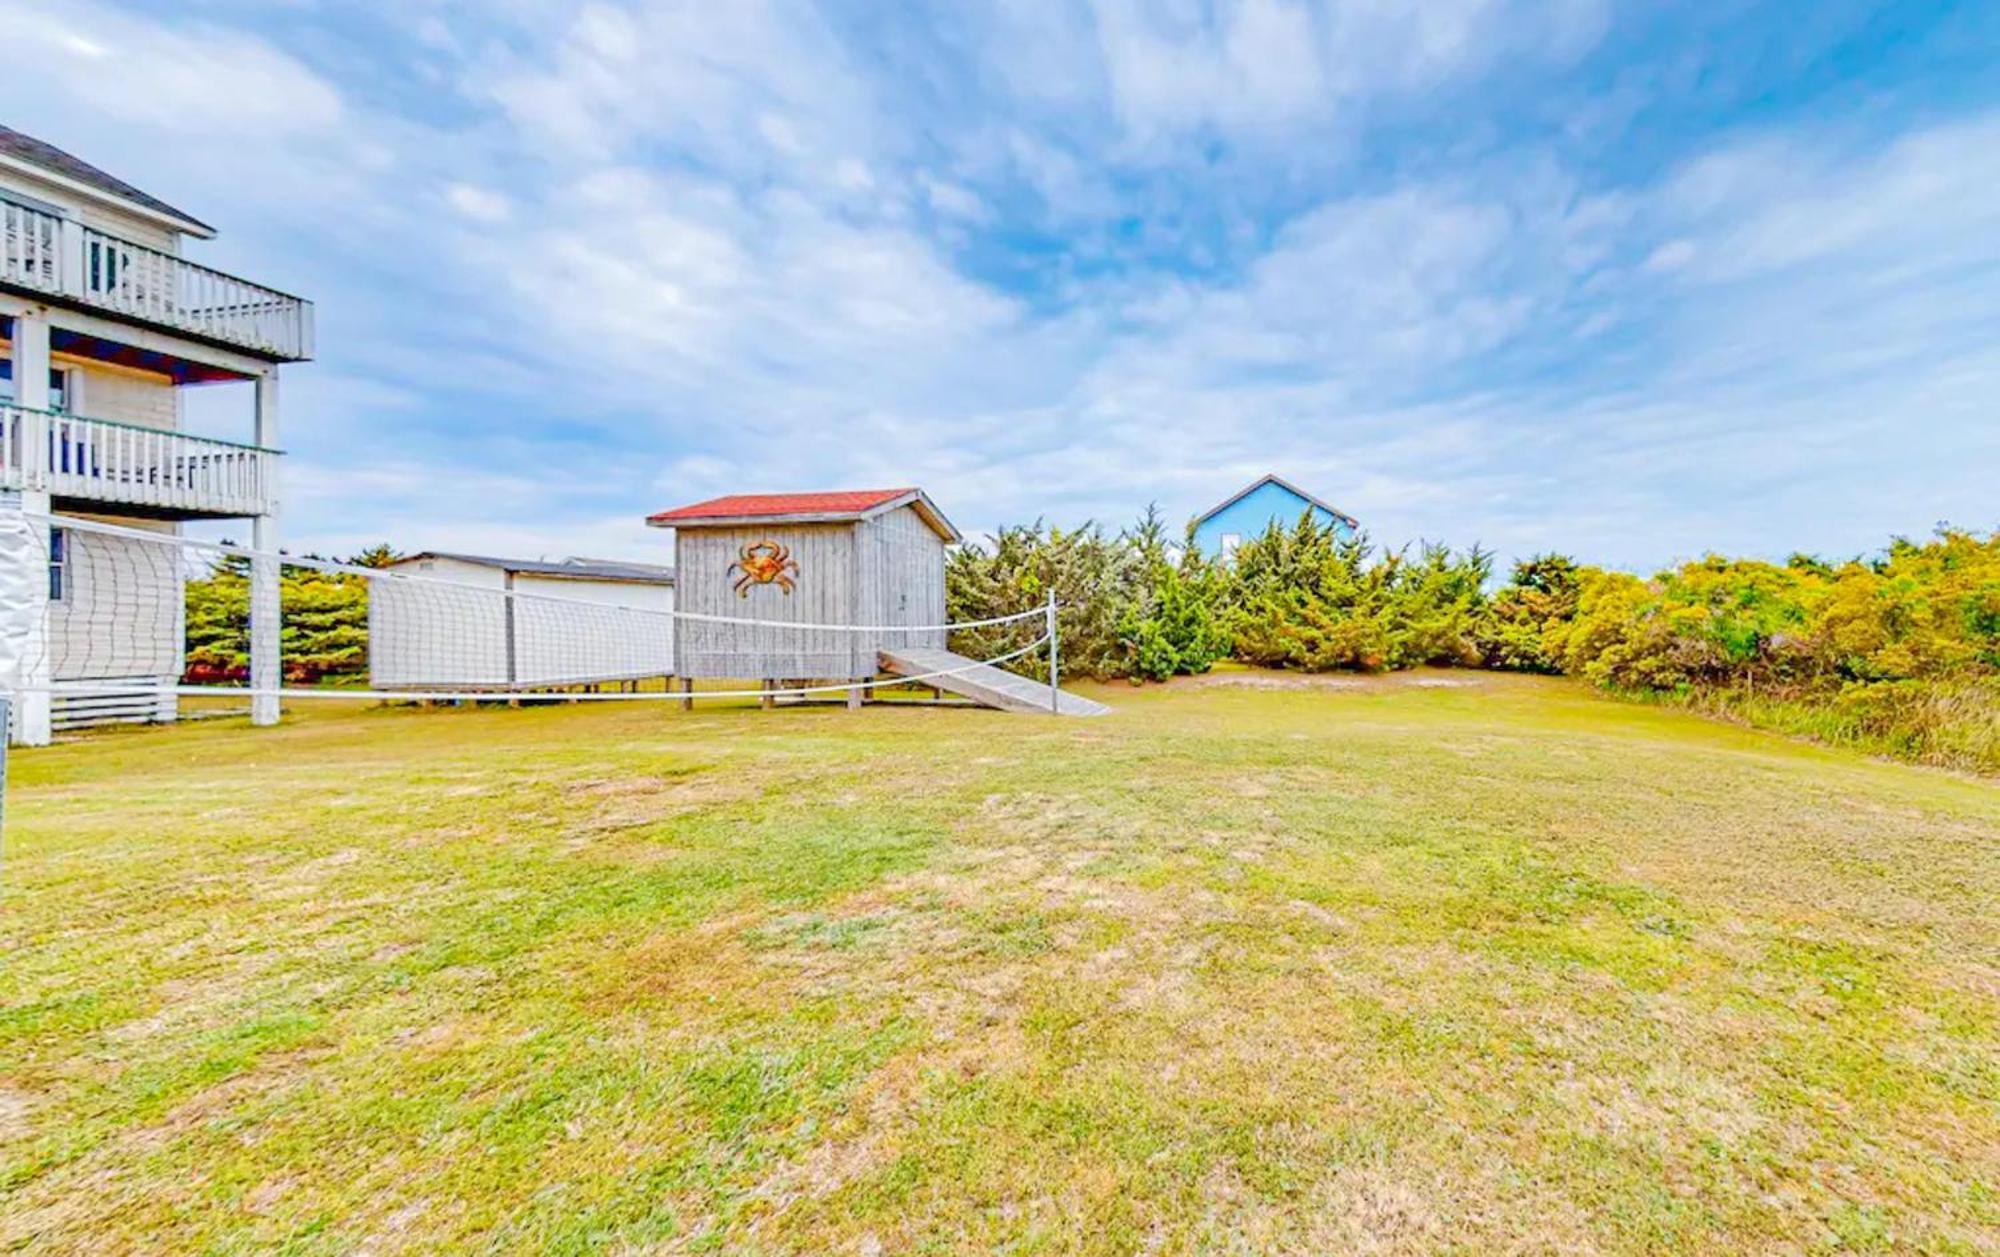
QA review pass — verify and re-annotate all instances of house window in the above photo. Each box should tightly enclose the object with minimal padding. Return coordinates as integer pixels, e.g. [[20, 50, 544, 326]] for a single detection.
[[89, 237, 129, 293], [49, 526, 68, 602], [0, 358, 71, 411], [1220, 533, 1242, 559]]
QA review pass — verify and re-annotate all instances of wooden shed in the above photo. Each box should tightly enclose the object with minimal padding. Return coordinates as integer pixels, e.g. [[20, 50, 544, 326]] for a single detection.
[[647, 488, 959, 689], [369, 552, 675, 691]]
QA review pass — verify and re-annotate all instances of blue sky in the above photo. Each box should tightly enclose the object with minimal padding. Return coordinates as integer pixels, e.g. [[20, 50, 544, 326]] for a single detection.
[[7, 0, 1997, 568]]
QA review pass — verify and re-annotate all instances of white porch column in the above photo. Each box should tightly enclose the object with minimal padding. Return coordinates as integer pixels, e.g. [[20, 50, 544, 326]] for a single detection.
[[15, 308, 51, 412], [10, 311, 54, 746], [249, 371, 281, 726]]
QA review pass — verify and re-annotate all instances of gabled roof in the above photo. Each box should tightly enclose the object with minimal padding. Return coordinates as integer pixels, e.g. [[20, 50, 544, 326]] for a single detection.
[[0, 125, 215, 238], [1196, 474, 1358, 531], [391, 552, 675, 584], [646, 488, 961, 543]]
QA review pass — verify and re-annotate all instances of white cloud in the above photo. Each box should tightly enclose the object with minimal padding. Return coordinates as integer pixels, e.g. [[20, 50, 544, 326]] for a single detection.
[[430, 153, 1029, 437], [444, 183, 512, 223], [1642, 239, 1696, 273], [1093, 0, 1327, 142], [921, 176, 989, 221], [1320, 0, 1606, 93], [1656, 115, 2000, 287], [477, 0, 882, 188], [0, 0, 341, 136], [1073, 0, 1609, 150]]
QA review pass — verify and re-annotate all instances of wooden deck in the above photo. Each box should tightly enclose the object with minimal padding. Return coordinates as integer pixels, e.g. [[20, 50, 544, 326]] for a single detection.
[[877, 647, 1111, 717]]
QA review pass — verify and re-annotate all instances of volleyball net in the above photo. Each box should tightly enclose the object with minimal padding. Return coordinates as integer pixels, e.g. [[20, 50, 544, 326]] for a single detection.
[[0, 511, 1056, 723]]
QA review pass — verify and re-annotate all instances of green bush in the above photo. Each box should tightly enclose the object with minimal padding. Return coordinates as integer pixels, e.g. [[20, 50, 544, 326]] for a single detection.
[[1225, 515, 1489, 671], [1538, 529, 2000, 771], [945, 519, 1139, 681], [1546, 529, 2000, 692], [944, 507, 1237, 683], [946, 508, 1998, 772], [1477, 554, 1581, 673], [1118, 508, 1232, 682]]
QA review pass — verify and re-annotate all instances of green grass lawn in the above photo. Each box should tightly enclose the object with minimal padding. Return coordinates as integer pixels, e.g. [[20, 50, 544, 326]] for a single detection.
[[3, 671, 1995, 1254]]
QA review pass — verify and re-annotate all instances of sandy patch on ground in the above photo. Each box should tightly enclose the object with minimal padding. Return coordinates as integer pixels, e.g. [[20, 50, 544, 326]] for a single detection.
[[1192, 673, 1370, 691], [1187, 669, 1492, 692]]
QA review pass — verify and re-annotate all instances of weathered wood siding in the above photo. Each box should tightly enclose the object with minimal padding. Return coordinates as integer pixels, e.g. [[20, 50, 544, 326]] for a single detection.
[[50, 515, 182, 681], [856, 505, 947, 662], [673, 524, 860, 680]]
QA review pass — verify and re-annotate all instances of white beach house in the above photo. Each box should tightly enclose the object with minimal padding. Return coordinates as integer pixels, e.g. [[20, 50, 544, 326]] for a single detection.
[[2, 125, 312, 743]]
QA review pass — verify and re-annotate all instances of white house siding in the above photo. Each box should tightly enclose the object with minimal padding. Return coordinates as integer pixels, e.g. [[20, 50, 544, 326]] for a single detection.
[[674, 524, 858, 680], [368, 557, 508, 689], [0, 164, 182, 252], [63, 359, 177, 429], [49, 514, 182, 681], [2, 334, 176, 429], [512, 574, 673, 686]]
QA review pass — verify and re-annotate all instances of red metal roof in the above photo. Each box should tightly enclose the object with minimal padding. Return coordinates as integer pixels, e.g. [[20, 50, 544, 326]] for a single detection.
[[647, 489, 917, 525]]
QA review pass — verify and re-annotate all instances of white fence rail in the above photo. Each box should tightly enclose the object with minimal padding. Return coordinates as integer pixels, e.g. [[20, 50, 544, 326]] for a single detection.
[[0, 405, 274, 516], [2, 196, 312, 360], [1, 195, 61, 290]]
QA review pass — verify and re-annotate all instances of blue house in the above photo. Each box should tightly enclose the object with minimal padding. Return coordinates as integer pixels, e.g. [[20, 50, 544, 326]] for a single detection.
[[1191, 474, 1358, 559]]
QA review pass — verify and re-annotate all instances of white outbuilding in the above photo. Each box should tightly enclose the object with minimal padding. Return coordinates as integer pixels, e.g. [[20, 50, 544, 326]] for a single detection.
[[368, 552, 675, 692]]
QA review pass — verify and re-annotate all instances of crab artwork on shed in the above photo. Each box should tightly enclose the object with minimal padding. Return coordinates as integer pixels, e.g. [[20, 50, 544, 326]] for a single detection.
[[729, 539, 799, 597]]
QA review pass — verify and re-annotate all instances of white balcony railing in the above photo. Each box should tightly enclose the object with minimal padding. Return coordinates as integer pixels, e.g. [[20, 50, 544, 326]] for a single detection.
[[1, 196, 313, 361], [1, 405, 275, 516]]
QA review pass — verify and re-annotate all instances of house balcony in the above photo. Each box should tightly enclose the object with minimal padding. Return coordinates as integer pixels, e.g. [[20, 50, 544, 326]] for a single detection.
[[1, 194, 313, 363], [1, 404, 276, 518]]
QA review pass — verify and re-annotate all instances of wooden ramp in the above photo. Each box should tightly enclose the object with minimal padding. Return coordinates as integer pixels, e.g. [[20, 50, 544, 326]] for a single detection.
[[878, 648, 1111, 716]]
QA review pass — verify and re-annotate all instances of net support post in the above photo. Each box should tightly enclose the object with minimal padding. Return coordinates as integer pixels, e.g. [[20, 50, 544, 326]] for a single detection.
[[250, 515, 281, 727], [249, 372, 281, 728], [1046, 591, 1060, 714]]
